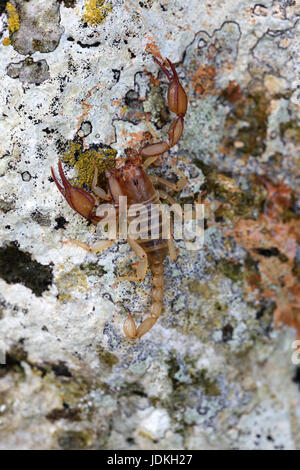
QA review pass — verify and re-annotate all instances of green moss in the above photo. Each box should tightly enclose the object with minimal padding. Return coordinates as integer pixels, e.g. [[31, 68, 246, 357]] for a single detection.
[[0, 242, 53, 296], [61, 138, 116, 190], [244, 253, 261, 289], [194, 159, 217, 195], [244, 253, 260, 274], [166, 354, 221, 396], [79, 262, 106, 278], [255, 300, 276, 334], [166, 354, 182, 390], [218, 259, 242, 283], [44, 367, 96, 424], [0, 199, 15, 213], [223, 91, 269, 157], [196, 160, 266, 220], [195, 160, 240, 203], [0, 342, 27, 377], [96, 346, 118, 368], [293, 247, 300, 281], [188, 280, 204, 295], [57, 430, 93, 450], [117, 381, 147, 398], [189, 369, 221, 396], [46, 406, 81, 422], [164, 358, 189, 414], [56, 266, 88, 302], [32, 39, 43, 51], [214, 301, 228, 314], [58, 0, 77, 7], [279, 120, 300, 145]]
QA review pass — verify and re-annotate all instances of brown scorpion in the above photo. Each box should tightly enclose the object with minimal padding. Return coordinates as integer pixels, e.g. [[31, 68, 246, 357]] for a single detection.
[[51, 57, 188, 339]]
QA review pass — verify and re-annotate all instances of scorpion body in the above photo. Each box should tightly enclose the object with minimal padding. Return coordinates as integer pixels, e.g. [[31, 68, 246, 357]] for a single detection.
[[51, 57, 188, 339]]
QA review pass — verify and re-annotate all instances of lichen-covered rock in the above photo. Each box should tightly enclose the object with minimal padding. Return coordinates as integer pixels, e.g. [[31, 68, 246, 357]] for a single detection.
[[8, 0, 63, 55], [0, 0, 300, 450], [7, 57, 50, 84]]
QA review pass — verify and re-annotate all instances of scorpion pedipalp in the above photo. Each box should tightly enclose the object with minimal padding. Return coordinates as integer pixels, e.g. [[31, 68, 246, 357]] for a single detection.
[[153, 56, 188, 116], [51, 160, 99, 223], [140, 56, 188, 160]]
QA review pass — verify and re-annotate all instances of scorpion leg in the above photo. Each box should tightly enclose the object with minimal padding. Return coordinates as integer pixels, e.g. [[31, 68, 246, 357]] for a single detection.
[[150, 158, 188, 192], [117, 237, 148, 283], [157, 189, 177, 206], [143, 155, 160, 169], [150, 173, 187, 192], [157, 189, 183, 221], [64, 239, 115, 253], [157, 191, 178, 262], [91, 162, 111, 201], [167, 221, 177, 262], [51, 160, 99, 224], [140, 57, 188, 160], [167, 236, 177, 263]]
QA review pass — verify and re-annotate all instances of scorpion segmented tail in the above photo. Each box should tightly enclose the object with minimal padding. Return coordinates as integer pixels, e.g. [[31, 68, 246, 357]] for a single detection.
[[130, 261, 164, 339], [150, 261, 164, 318]]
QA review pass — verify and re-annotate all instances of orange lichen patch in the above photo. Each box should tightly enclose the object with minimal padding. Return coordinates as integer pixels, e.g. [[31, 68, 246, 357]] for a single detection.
[[257, 176, 295, 221], [145, 69, 160, 87], [76, 82, 107, 133], [227, 177, 300, 338], [145, 35, 162, 61], [125, 130, 150, 150], [191, 64, 217, 96], [222, 81, 244, 104], [208, 44, 217, 61]]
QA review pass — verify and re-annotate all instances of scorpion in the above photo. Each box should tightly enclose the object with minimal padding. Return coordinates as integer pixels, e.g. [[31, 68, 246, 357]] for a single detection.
[[51, 56, 188, 339]]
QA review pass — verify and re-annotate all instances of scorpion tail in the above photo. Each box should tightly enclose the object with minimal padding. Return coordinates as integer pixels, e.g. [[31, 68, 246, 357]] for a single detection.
[[135, 262, 164, 339], [123, 261, 164, 339]]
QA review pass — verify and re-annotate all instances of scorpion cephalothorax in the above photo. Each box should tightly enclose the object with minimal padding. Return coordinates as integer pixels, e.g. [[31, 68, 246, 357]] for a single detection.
[[51, 56, 188, 339]]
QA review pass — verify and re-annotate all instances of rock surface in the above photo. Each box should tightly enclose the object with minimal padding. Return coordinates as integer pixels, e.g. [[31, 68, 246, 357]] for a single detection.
[[0, 0, 299, 450]]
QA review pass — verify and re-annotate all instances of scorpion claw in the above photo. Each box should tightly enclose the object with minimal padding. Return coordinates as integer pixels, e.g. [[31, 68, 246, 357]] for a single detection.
[[153, 55, 187, 117], [153, 56, 172, 80], [51, 160, 97, 222]]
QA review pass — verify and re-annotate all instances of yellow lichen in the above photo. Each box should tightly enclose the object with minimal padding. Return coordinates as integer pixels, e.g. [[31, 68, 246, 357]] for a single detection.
[[61, 139, 116, 189], [83, 0, 112, 26], [6, 2, 20, 33], [2, 37, 11, 46], [56, 267, 88, 302]]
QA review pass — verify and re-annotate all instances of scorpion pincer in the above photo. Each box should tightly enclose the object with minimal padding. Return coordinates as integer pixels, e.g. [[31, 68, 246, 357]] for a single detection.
[[51, 57, 188, 339]]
